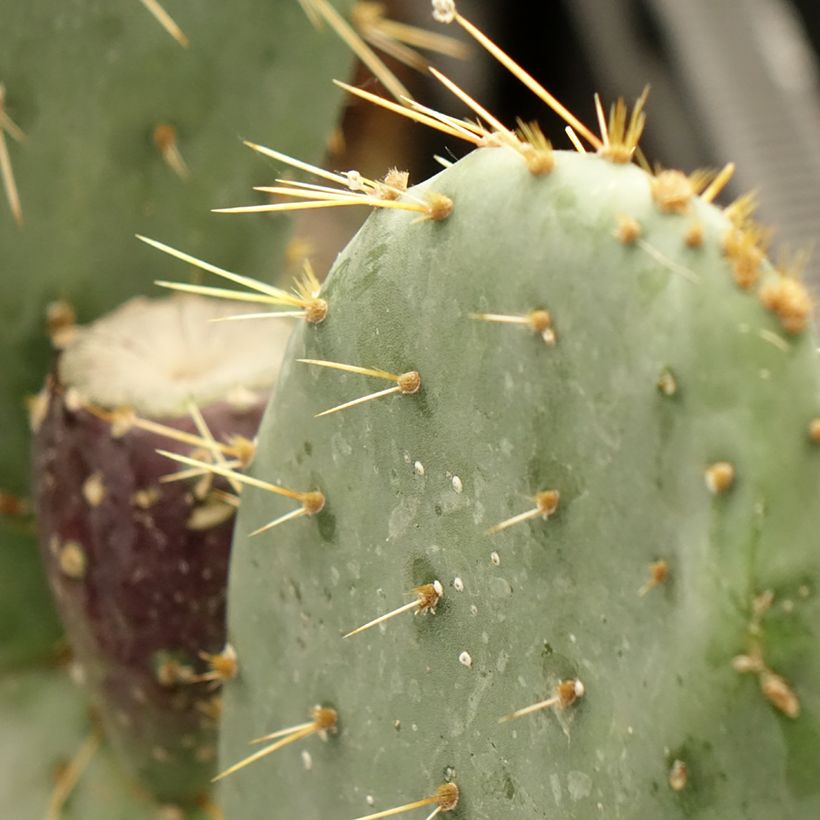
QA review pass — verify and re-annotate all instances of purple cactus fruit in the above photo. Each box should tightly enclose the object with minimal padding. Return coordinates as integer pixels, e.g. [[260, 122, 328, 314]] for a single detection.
[[31, 294, 289, 803]]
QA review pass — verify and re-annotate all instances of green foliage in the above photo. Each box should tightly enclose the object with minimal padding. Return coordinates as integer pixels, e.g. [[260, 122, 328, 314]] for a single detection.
[[220, 147, 820, 818]]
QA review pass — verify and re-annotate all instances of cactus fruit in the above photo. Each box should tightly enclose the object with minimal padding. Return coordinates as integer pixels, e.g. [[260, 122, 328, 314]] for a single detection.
[[188, 7, 820, 818], [31, 294, 290, 803]]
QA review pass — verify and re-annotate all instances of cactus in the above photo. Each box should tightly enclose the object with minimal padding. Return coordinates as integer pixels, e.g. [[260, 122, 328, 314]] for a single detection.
[[0, 667, 215, 820], [194, 6, 820, 818], [31, 294, 292, 804], [0, 0, 355, 671]]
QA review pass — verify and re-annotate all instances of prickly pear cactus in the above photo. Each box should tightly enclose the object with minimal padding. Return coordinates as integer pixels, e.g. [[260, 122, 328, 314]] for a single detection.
[[0, 0, 354, 634], [215, 80, 820, 820], [30, 293, 291, 805]]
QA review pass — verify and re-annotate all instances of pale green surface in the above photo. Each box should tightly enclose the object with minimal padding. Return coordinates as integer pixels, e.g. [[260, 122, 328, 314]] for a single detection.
[[221, 148, 820, 817]]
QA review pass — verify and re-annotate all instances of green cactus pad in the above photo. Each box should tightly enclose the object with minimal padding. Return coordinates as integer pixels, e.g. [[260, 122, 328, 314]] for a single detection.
[[218, 146, 820, 818], [0, 0, 354, 681], [0, 666, 216, 819]]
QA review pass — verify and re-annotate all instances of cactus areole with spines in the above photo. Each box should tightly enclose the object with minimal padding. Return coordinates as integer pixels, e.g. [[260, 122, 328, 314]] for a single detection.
[[210, 13, 820, 816]]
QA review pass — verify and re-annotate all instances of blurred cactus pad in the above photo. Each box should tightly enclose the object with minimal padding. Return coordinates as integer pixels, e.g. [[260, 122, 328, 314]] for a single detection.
[[0, 0, 353, 505], [209, 10, 820, 819], [0, 0, 353, 651], [0, 0, 355, 816]]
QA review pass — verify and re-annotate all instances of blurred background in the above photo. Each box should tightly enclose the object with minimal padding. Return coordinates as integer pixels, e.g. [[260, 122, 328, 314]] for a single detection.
[[321, 0, 820, 284]]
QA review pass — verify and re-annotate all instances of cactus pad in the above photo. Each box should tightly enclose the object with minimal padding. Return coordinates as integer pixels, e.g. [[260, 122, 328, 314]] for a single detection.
[[217, 140, 820, 818]]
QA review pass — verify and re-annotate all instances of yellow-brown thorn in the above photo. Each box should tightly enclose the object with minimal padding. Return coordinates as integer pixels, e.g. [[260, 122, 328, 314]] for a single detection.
[[140, 235, 327, 323], [352, 1, 470, 71], [46, 300, 78, 348], [639, 559, 669, 596], [705, 461, 735, 494], [139, 0, 189, 47], [760, 670, 801, 718], [808, 417, 820, 444], [725, 191, 760, 229], [722, 195, 771, 289], [615, 215, 641, 245], [45, 730, 101, 820], [353, 782, 459, 820], [344, 580, 443, 638], [470, 309, 555, 345], [700, 162, 735, 203], [442, 8, 602, 150], [334, 80, 482, 144], [377, 167, 410, 200], [188, 643, 239, 686], [732, 589, 801, 718], [0, 83, 23, 227], [685, 221, 705, 248], [213, 706, 337, 782], [516, 120, 554, 175], [499, 678, 585, 723], [428, 65, 517, 148], [668, 759, 688, 792], [656, 367, 678, 396], [83, 402, 249, 462], [0, 490, 30, 518], [596, 87, 649, 164], [219, 176, 452, 220], [759, 251, 813, 335], [298, 0, 412, 101], [651, 168, 714, 215], [298, 359, 421, 417], [487, 489, 560, 535], [153, 123, 189, 179], [156, 450, 323, 535]]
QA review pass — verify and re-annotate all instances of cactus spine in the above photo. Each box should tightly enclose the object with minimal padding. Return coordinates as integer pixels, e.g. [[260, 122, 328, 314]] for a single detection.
[[204, 6, 820, 818]]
